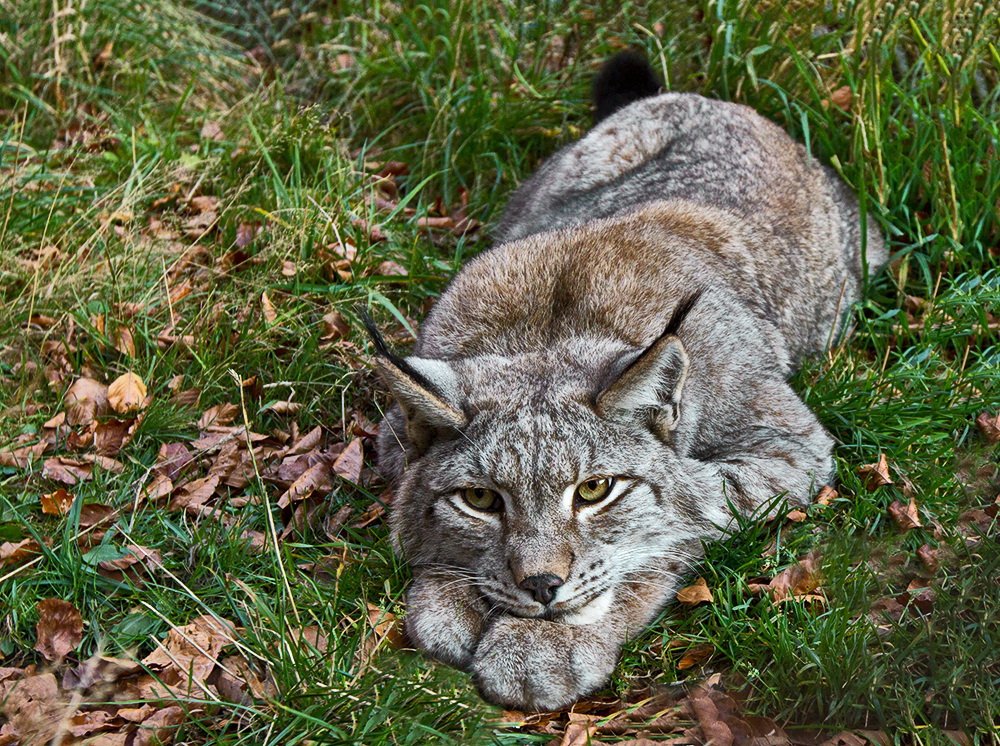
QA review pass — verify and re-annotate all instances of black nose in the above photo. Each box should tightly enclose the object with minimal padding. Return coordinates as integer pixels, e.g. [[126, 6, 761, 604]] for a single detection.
[[518, 574, 564, 605]]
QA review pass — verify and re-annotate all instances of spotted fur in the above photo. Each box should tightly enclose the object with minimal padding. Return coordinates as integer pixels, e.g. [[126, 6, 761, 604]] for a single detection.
[[370, 54, 886, 711]]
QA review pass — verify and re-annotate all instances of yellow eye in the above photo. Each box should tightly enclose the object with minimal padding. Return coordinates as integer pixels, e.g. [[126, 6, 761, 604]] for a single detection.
[[462, 487, 501, 512], [576, 477, 615, 504]]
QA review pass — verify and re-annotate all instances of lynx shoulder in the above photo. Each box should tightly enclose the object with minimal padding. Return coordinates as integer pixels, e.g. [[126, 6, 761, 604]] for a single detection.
[[367, 51, 886, 712]]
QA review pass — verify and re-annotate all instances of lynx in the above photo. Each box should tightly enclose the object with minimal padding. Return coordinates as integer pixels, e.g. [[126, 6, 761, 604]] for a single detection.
[[367, 51, 886, 711]]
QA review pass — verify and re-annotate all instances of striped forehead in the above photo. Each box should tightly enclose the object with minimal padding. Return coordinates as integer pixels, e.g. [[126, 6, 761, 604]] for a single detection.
[[466, 404, 600, 495]]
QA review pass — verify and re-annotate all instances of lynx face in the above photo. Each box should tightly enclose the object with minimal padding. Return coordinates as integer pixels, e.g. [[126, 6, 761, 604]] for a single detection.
[[372, 304, 711, 627], [391, 393, 699, 624]]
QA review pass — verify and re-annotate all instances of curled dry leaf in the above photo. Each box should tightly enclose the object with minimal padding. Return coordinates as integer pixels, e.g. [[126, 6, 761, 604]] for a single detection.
[[79, 503, 117, 528], [827, 85, 854, 111], [333, 438, 364, 484], [917, 543, 939, 572], [676, 577, 714, 606], [857, 453, 892, 491], [41, 488, 75, 516], [321, 311, 350, 343], [677, 643, 715, 670], [261, 291, 277, 324], [34, 599, 83, 663], [43, 457, 94, 485], [169, 474, 221, 511], [888, 498, 921, 531], [107, 372, 147, 413], [976, 411, 1000, 444], [198, 403, 239, 430], [753, 550, 823, 603], [65, 377, 110, 427], [816, 485, 838, 506], [786, 509, 808, 522], [264, 400, 302, 415], [0, 539, 44, 567], [142, 615, 237, 689]]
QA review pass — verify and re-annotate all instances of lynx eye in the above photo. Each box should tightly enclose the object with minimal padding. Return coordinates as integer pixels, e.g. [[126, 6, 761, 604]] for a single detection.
[[461, 487, 502, 512], [575, 477, 616, 504]]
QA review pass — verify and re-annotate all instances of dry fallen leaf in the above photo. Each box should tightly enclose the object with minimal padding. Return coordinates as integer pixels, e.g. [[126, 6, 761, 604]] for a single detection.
[[676, 577, 714, 607], [262, 291, 277, 324], [34, 599, 83, 663], [65, 377, 110, 427], [888, 498, 921, 531], [107, 372, 147, 413], [858, 453, 892, 490], [40, 488, 75, 516], [198, 403, 239, 430], [786, 509, 808, 522], [976, 411, 1000, 444], [677, 643, 715, 670], [816, 485, 838, 506], [333, 438, 364, 484], [826, 85, 853, 111], [320, 311, 350, 343], [0, 539, 44, 568]]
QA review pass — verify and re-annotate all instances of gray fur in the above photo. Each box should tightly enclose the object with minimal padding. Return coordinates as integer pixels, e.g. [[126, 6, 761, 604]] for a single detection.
[[372, 90, 886, 711]]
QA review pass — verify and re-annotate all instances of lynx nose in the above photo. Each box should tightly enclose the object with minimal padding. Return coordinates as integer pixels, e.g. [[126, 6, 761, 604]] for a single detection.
[[519, 573, 564, 605]]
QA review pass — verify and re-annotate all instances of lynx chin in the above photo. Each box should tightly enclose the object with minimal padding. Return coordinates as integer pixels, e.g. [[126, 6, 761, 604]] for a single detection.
[[366, 51, 886, 711]]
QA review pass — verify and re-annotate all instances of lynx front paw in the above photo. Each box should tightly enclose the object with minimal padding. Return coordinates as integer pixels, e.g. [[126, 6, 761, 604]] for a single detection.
[[405, 574, 486, 670], [471, 616, 619, 711]]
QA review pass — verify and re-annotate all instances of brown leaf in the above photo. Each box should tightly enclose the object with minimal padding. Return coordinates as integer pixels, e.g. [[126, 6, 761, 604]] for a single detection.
[[676, 577, 714, 606], [107, 372, 148, 413], [40, 488, 75, 516], [262, 291, 277, 324], [976, 411, 1000, 444], [888, 498, 921, 531], [65, 377, 109, 427], [375, 260, 408, 277], [559, 713, 600, 746], [277, 461, 334, 509], [827, 85, 853, 111], [79, 503, 117, 528], [169, 474, 221, 510], [114, 326, 136, 357], [142, 615, 237, 689], [765, 550, 822, 603], [155, 442, 195, 482], [98, 544, 162, 572], [288, 425, 323, 455], [34, 599, 83, 662], [95, 417, 139, 456], [916, 543, 939, 572], [264, 400, 303, 415], [0, 441, 50, 468], [786, 509, 808, 522], [678, 643, 715, 670], [857, 453, 892, 490], [333, 438, 364, 484], [198, 403, 239, 430], [139, 472, 174, 501], [132, 704, 187, 746], [215, 655, 275, 705], [0, 539, 44, 568], [816, 485, 838, 506], [320, 311, 350, 343], [43, 457, 93, 485]]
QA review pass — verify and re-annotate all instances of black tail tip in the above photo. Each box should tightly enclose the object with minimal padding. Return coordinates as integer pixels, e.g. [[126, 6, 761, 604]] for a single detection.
[[591, 50, 662, 125]]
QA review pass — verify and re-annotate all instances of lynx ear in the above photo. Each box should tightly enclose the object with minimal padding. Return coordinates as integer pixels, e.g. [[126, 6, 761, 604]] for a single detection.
[[596, 292, 700, 437], [362, 312, 467, 452], [596, 333, 688, 435]]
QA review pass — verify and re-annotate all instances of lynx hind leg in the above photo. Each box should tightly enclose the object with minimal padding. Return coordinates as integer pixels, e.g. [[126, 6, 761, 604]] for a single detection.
[[405, 571, 488, 671]]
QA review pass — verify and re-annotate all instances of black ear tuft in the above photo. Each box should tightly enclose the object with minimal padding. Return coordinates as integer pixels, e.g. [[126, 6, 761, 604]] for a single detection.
[[591, 50, 662, 125], [662, 289, 703, 338], [358, 307, 443, 398]]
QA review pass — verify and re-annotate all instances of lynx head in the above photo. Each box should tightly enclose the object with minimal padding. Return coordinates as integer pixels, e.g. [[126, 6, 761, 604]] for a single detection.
[[368, 294, 707, 624]]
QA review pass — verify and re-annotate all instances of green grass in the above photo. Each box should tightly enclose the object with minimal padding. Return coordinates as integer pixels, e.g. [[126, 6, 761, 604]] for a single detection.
[[1, 0, 998, 743]]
